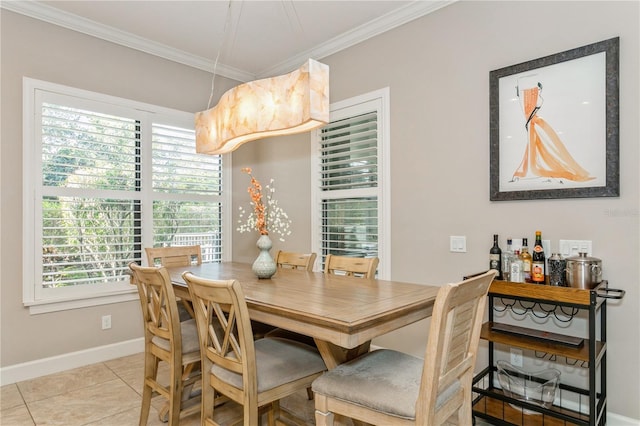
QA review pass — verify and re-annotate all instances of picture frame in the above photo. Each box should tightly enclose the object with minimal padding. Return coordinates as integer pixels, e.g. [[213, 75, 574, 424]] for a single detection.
[[489, 37, 619, 201]]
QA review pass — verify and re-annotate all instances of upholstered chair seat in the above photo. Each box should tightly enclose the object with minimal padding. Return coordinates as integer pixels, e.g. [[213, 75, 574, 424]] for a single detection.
[[211, 337, 326, 393], [313, 349, 461, 420], [312, 270, 496, 426], [151, 318, 200, 354]]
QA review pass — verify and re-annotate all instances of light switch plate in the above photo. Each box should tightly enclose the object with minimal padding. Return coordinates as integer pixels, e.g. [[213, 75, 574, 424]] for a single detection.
[[450, 236, 467, 253]]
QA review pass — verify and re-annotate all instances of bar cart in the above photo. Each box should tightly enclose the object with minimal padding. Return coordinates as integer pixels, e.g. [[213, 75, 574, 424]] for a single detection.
[[471, 279, 624, 426]]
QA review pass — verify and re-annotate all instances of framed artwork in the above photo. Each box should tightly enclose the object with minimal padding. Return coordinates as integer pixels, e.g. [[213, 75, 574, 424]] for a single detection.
[[489, 37, 619, 201]]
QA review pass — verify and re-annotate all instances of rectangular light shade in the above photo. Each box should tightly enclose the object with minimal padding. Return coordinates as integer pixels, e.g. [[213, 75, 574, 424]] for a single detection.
[[195, 59, 329, 155]]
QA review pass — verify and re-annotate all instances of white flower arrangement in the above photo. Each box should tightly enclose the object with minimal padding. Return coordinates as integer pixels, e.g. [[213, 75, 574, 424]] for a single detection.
[[237, 168, 292, 242]]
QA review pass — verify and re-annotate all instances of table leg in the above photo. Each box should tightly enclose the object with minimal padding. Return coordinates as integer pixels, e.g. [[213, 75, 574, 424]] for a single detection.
[[314, 340, 371, 370]]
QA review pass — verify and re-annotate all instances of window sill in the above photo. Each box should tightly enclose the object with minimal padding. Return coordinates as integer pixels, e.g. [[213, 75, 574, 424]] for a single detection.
[[25, 289, 138, 315]]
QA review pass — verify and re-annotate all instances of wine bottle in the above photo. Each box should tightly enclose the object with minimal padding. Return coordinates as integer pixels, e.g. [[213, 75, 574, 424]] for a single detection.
[[489, 234, 503, 280], [532, 230, 546, 284], [502, 238, 514, 281], [519, 237, 532, 283]]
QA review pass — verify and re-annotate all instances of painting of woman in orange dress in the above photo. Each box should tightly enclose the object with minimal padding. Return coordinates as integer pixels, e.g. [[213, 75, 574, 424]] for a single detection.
[[511, 80, 594, 183], [491, 38, 618, 201]]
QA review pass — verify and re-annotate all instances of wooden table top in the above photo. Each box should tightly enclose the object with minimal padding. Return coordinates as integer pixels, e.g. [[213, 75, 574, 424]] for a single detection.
[[167, 262, 440, 355]]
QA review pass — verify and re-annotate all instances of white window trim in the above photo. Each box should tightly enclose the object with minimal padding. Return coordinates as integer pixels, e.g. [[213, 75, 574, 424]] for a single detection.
[[22, 77, 232, 314], [310, 87, 391, 279]]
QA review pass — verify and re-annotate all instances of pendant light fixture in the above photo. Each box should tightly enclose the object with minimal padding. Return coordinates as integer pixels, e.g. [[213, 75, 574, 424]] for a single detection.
[[195, 58, 329, 155]]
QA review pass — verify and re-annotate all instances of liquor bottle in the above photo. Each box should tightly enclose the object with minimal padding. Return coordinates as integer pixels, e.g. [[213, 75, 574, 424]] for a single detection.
[[510, 250, 524, 282], [502, 238, 514, 281], [532, 230, 546, 284], [489, 234, 503, 280], [519, 238, 533, 283]]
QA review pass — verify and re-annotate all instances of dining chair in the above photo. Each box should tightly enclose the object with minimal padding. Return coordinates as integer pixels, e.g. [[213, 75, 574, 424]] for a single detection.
[[324, 254, 379, 278], [145, 245, 202, 267], [268, 250, 317, 400], [145, 245, 202, 320], [275, 250, 317, 271], [129, 262, 202, 425], [312, 270, 496, 426], [183, 272, 327, 426]]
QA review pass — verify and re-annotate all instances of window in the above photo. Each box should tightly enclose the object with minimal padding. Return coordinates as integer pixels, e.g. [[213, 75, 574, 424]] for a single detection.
[[23, 78, 231, 313], [311, 88, 390, 279]]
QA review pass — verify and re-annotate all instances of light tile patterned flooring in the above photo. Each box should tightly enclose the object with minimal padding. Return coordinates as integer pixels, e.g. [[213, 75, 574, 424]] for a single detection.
[[0, 352, 316, 426], [1, 352, 495, 425]]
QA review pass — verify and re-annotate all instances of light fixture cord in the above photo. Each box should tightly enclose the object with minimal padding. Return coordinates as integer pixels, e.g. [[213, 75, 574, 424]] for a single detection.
[[281, 0, 303, 36], [207, 0, 235, 110]]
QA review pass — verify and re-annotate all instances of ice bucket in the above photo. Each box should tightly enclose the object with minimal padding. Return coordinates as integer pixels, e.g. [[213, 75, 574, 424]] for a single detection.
[[496, 360, 560, 410]]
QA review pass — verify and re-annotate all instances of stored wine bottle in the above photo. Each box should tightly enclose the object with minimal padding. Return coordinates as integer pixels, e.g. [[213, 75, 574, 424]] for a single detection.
[[519, 238, 532, 283], [489, 234, 503, 280], [532, 230, 546, 284]]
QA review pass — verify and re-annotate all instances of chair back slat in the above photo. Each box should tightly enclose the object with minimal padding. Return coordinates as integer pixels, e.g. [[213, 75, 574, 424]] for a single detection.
[[275, 250, 317, 271], [145, 245, 202, 267], [416, 270, 495, 424], [324, 254, 379, 278]]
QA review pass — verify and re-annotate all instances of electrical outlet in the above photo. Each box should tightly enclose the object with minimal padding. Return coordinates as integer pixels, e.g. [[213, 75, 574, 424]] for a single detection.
[[559, 240, 592, 257], [510, 348, 523, 367], [101, 315, 112, 330]]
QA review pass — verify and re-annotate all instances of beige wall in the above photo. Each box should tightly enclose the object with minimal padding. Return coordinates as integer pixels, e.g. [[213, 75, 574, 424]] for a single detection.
[[0, 11, 238, 365], [234, 1, 640, 419], [2, 1, 639, 420]]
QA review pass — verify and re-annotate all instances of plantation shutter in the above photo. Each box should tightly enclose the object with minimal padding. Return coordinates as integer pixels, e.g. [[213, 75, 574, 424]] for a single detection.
[[151, 123, 223, 262], [320, 112, 378, 190], [40, 101, 142, 288], [26, 79, 231, 311], [318, 110, 380, 265]]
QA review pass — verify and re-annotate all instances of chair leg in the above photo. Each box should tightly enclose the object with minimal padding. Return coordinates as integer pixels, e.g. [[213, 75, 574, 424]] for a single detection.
[[139, 382, 153, 426], [268, 400, 283, 426], [243, 399, 260, 426], [202, 373, 215, 425], [306, 387, 314, 401], [169, 360, 183, 425], [314, 394, 334, 426], [457, 380, 473, 426], [181, 362, 198, 400], [139, 352, 157, 426], [314, 409, 335, 426]]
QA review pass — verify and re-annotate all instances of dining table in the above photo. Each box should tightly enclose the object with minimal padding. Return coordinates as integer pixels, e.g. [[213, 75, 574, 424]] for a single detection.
[[167, 261, 440, 370]]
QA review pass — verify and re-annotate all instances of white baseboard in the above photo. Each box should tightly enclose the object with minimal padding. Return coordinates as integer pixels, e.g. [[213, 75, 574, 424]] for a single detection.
[[0, 338, 144, 386], [608, 413, 640, 426]]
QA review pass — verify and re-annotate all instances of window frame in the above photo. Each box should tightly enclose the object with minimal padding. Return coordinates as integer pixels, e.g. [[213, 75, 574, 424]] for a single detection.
[[310, 87, 390, 279], [23, 78, 232, 314]]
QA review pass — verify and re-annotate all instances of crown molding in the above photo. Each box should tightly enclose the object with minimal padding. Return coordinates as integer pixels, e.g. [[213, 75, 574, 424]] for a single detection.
[[258, 1, 456, 78], [2, 0, 455, 82], [1, 0, 254, 82]]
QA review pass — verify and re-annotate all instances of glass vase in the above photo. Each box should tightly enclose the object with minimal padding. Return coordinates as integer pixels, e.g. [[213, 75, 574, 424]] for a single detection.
[[252, 234, 277, 279]]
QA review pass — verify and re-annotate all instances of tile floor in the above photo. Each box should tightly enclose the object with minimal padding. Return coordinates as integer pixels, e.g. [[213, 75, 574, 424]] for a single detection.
[[1, 352, 495, 425], [0, 352, 316, 426]]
